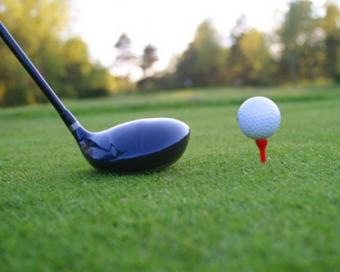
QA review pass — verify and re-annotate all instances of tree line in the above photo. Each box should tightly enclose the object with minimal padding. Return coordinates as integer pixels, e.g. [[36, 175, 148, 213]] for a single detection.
[[137, 1, 340, 90], [0, 0, 339, 106]]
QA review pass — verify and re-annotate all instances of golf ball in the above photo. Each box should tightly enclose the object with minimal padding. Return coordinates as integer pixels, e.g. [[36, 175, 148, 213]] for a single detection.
[[237, 96, 281, 139]]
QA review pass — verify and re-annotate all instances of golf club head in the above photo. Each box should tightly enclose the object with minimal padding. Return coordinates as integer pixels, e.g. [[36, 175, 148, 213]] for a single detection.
[[72, 118, 190, 172]]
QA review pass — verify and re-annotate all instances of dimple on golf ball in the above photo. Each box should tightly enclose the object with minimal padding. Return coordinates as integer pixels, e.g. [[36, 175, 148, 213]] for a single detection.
[[237, 96, 281, 139]]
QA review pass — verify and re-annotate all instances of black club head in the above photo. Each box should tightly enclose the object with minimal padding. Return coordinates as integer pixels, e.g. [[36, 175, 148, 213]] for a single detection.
[[73, 118, 190, 172]]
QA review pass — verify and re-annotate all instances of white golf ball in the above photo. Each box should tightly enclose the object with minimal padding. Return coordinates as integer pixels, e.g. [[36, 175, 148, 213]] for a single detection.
[[237, 96, 281, 139]]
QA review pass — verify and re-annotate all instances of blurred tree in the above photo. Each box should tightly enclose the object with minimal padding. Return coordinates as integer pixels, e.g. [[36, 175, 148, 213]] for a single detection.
[[62, 38, 113, 98], [231, 14, 248, 40], [0, 0, 68, 106], [322, 4, 340, 81], [175, 20, 226, 87], [239, 30, 275, 85], [225, 16, 275, 86], [140, 44, 158, 78], [62, 37, 91, 97], [113, 33, 137, 78], [226, 15, 248, 85], [322, 3, 340, 33], [278, 0, 325, 82], [81, 64, 111, 97], [115, 34, 134, 59]]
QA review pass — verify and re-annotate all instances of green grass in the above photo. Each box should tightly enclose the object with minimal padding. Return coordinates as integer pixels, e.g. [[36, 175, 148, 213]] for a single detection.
[[0, 86, 339, 271]]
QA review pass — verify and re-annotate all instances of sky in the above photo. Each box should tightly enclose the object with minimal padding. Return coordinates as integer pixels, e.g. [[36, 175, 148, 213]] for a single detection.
[[70, 0, 335, 74]]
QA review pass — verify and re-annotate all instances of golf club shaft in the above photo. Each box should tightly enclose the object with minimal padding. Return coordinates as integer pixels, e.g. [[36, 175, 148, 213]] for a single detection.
[[0, 21, 78, 129]]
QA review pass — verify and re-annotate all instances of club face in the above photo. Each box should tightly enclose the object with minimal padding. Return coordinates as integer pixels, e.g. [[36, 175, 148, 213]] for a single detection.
[[73, 118, 190, 172]]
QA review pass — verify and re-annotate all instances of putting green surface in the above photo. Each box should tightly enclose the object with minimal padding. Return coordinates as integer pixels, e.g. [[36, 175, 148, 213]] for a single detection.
[[0, 86, 339, 271]]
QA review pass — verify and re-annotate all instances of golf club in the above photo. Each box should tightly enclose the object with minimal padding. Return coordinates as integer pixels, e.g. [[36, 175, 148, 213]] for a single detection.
[[0, 22, 190, 172]]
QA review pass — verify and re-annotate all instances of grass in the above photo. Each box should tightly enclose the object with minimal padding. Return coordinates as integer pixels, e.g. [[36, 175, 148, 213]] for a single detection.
[[0, 85, 339, 271]]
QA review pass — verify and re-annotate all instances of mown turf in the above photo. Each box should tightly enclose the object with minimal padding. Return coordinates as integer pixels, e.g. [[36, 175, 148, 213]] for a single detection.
[[0, 86, 339, 271]]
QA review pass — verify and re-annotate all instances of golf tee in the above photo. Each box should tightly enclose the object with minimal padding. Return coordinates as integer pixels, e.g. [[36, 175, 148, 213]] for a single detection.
[[255, 139, 268, 164]]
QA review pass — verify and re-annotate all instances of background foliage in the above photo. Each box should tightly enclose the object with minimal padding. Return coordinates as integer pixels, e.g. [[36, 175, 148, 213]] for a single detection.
[[0, 0, 130, 106], [0, 0, 339, 105]]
